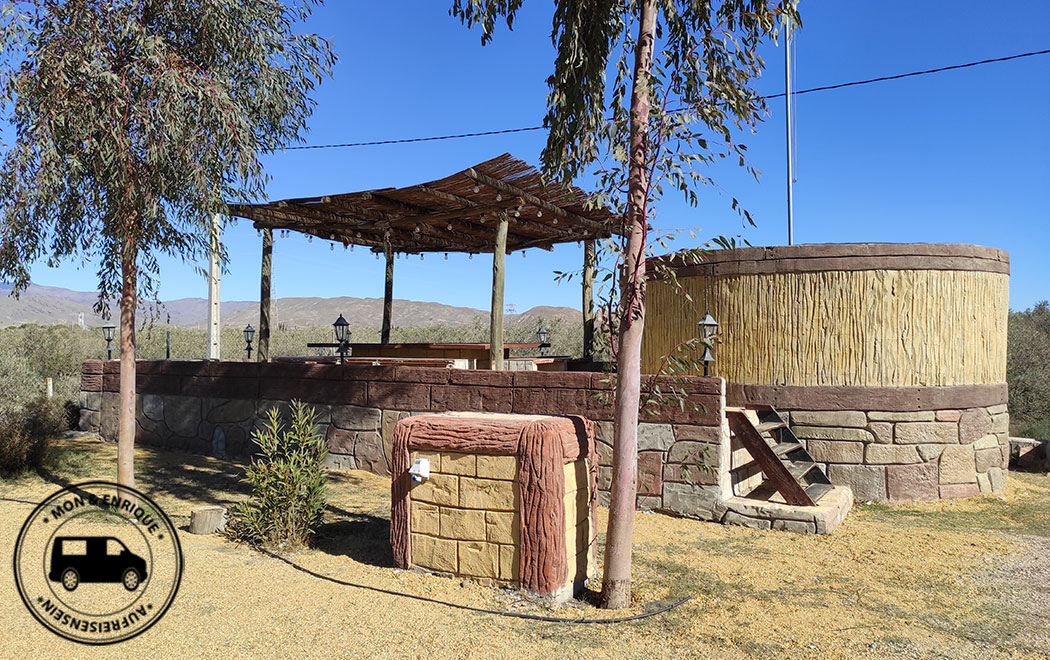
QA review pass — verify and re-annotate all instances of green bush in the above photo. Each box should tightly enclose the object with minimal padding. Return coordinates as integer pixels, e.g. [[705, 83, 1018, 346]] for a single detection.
[[0, 395, 68, 473], [228, 401, 328, 550], [1008, 301, 1050, 433]]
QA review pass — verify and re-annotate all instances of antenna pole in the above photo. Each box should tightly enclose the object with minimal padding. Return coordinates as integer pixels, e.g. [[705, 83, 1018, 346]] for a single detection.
[[785, 12, 795, 246]]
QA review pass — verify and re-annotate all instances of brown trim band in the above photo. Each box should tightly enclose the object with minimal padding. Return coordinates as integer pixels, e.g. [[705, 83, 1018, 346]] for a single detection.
[[726, 383, 1008, 412], [652, 243, 1009, 277], [390, 414, 596, 597]]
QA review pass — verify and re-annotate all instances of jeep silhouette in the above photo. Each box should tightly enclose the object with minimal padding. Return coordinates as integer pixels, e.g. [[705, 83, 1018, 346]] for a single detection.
[[48, 536, 148, 591]]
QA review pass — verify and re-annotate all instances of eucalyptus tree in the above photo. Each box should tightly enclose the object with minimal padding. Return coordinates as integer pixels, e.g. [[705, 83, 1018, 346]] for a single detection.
[[0, 1, 334, 487], [452, 0, 795, 608]]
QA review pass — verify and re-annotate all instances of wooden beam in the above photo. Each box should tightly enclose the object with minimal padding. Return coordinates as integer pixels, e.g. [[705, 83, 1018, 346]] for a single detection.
[[464, 167, 620, 236], [582, 239, 595, 360], [489, 213, 509, 371], [407, 185, 582, 243], [258, 228, 273, 362], [382, 238, 394, 344]]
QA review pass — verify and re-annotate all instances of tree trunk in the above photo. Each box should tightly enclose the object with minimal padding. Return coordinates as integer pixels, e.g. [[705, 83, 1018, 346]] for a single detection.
[[117, 232, 137, 488], [601, 0, 656, 610]]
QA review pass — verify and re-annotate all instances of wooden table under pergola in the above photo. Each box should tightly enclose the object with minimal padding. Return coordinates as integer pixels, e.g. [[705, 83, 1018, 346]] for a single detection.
[[228, 154, 623, 370]]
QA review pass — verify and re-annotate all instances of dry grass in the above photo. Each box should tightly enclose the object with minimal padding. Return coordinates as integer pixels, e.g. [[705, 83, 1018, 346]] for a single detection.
[[2, 436, 1048, 659]]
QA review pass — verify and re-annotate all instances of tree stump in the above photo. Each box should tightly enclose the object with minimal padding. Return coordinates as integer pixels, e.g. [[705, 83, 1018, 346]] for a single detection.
[[189, 505, 227, 534]]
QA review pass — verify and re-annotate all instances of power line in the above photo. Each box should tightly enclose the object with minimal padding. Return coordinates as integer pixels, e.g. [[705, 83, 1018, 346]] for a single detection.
[[284, 48, 1050, 152]]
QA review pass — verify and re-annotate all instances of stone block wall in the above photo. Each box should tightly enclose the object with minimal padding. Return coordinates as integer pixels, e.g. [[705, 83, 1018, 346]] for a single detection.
[[79, 359, 729, 519], [787, 406, 1009, 501], [409, 451, 523, 583]]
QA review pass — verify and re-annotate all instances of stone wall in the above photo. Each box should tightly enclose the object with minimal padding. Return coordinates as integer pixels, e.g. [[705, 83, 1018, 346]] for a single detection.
[[78, 359, 728, 519], [778, 406, 1009, 501]]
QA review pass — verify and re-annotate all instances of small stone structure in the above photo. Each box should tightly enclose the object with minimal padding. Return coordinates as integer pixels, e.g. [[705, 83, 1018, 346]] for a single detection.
[[643, 243, 1011, 501], [390, 413, 595, 600]]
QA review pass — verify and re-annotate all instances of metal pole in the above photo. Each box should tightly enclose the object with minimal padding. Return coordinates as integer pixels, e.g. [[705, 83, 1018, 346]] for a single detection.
[[165, 329, 171, 360], [206, 213, 222, 359], [785, 13, 794, 246]]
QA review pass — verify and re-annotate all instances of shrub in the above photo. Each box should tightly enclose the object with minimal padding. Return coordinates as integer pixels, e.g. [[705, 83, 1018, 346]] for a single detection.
[[0, 395, 68, 473], [228, 401, 328, 550]]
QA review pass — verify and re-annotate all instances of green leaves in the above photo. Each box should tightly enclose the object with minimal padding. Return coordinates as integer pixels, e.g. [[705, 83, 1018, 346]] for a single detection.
[[0, 0, 335, 311]]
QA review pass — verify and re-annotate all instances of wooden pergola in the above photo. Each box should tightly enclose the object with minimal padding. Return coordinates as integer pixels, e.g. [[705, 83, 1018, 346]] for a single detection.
[[228, 154, 623, 370]]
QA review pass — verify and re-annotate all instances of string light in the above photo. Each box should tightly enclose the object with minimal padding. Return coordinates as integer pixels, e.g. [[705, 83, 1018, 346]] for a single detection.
[[420, 254, 424, 261], [444, 253, 448, 260], [496, 193, 502, 202], [330, 243, 334, 251], [536, 210, 542, 217], [472, 184, 480, 193], [308, 235, 313, 242], [468, 253, 473, 260]]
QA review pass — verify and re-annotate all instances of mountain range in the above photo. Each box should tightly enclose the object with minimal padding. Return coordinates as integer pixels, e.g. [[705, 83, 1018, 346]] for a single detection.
[[0, 282, 580, 329]]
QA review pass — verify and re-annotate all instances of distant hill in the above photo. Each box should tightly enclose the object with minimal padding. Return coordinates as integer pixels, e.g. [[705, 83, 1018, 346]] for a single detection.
[[0, 283, 580, 329]]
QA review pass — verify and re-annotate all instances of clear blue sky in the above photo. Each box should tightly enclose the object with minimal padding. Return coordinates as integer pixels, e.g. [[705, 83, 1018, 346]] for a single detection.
[[28, 1, 1050, 313]]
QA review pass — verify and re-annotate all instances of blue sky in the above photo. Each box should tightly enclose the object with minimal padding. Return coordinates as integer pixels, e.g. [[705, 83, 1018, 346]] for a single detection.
[[28, 1, 1050, 313]]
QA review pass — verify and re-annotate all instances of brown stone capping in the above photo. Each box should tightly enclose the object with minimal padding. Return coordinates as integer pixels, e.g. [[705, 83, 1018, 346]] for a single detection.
[[726, 383, 1008, 412], [389, 414, 596, 596], [650, 242, 1009, 278]]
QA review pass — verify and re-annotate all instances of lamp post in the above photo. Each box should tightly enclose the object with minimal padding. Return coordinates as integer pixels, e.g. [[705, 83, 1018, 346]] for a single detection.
[[697, 311, 718, 377], [536, 325, 551, 356], [333, 314, 351, 364], [243, 324, 255, 361], [101, 325, 116, 360]]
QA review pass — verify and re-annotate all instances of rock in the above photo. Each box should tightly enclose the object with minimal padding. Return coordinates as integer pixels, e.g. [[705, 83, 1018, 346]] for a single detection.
[[637, 451, 663, 496], [987, 467, 1007, 492], [990, 413, 1010, 435], [807, 440, 864, 464], [673, 425, 721, 443], [164, 396, 201, 438], [205, 398, 255, 424], [938, 445, 976, 484], [986, 404, 1009, 415], [772, 519, 817, 534], [594, 421, 614, 445], [598, 467, 612, 491], [211, 426, 225, 458], [827, 464, 887, 501], [636, 423, 675, 451], [189, 506, 227, 534], [975, 447, 1002, 472], [973, 434, 999, 450], [790, 411, 867, 428], [792, 426, 874, 443], [661, 482, 724, 520], [865, 444, 921, 465], [326, 426, 357, 454], [595, 439, 613, 468], [976, 472, 991, 493], [723, 511, 771, 530], [867, 411, 935, 422], [141, 394, 164, 422], [868, 422, 893, 444], [78, 409, 100, 432], [894, 422, 957, 445], [917, 444, 946, 462], [79, 391, 101, 412], [332, 405, 382, 431], [355, 431, 388, 475], [940, 483, 979, 499], [886, 461, 939, 501], [99, 392, 120, 441], [324, 453, 357, 471], [958, 408, 993, 445], [935, 409, 962, 422]]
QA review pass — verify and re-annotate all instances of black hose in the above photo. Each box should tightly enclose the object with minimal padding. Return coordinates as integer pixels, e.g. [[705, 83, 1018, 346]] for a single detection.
[[1, 495, 692, 624]]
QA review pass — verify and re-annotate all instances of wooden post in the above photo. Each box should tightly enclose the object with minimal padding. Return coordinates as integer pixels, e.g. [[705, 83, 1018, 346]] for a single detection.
[[582, 239, 596, 360], [382, 240, 394, 344], [258, 228, 272, 362], [489, 213, 509, 370]]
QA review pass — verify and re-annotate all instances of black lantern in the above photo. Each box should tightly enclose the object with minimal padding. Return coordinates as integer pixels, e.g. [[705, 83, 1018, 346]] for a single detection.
[[243, 324, 255, 360], [536, 325, 551, 356], [333, 314, 351, 364], [697, 311, 718, 377], [101, 325, 116, 360]]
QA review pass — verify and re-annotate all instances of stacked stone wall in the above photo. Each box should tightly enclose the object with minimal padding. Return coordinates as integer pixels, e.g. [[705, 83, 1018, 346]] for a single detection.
[[78, 359, 728, 519]]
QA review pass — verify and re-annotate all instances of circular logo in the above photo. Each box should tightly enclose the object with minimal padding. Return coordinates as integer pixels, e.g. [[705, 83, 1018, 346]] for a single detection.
[[12, 481, 183, 645]]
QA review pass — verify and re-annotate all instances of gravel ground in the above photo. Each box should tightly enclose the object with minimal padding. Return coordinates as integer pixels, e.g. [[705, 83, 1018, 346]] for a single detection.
[[1, 436, 1048, 659]]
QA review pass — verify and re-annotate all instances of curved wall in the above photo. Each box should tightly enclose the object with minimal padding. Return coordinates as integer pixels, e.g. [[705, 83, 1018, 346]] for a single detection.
[[643, 243, 1011, 501]]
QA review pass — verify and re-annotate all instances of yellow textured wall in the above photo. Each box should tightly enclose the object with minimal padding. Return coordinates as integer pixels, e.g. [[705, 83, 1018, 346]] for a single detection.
[[642, 269, 1009, 386]]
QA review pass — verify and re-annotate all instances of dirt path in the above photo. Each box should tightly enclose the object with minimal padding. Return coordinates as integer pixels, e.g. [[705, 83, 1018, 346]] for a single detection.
[[1, 436, 1048, 659]]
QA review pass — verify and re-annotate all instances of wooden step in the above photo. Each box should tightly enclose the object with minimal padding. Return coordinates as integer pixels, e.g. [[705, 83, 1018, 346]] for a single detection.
[[755, 421, 787, 434], [772, 441, 803, 457], [785, 460, 817, 480], [805, 483, 834, 503]]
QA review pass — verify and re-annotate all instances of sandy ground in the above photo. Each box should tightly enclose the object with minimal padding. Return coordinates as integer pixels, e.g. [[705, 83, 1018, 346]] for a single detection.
[[1, 435, 1048, 660]]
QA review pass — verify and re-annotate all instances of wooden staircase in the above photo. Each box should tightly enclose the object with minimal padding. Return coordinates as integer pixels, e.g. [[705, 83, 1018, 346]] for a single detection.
[[726, 406, 834, 506]]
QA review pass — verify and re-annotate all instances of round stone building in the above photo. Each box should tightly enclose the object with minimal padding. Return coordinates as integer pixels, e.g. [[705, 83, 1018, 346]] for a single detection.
[[642, 243, 1010, 501]]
